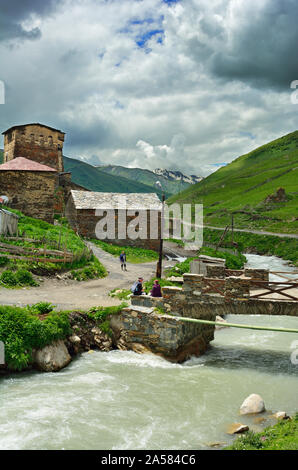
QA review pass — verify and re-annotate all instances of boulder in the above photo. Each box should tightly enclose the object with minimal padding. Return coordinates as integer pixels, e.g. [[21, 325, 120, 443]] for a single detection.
[[240, 394, 265, 415], [33, 340, 71, 372], [226, 423, 249, 435]]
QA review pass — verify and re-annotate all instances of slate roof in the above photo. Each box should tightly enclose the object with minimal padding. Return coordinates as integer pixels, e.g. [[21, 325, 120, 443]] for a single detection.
[[2, 123, 65, 135], [70, 190, 162, 211], [0, 157, 57, 172]]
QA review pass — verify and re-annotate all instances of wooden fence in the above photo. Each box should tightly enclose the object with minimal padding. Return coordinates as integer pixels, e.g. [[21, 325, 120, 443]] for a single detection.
[[0, 234, 92, 265]]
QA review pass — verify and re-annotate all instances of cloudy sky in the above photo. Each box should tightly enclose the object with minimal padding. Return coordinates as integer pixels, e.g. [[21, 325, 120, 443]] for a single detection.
[[1, 0, 298, 176]]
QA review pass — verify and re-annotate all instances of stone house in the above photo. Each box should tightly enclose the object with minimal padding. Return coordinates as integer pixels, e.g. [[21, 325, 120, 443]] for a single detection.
[[1, 123, 88, 221], [0, 157, 57, 223], [66, 190, 162, 250]]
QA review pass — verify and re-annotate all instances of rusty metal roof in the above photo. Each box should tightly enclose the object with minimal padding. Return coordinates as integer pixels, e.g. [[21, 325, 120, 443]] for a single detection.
[[2, 123, 65, 135], [70, 190, 162, 211], [0, 157, 57, 172]]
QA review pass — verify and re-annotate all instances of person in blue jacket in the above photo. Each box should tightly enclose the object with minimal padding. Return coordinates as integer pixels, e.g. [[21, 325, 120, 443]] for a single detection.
[[120, 251, 127, 271]]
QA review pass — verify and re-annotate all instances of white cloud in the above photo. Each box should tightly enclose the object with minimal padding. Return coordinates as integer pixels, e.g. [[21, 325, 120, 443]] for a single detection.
[[0, 0, 297, 177]]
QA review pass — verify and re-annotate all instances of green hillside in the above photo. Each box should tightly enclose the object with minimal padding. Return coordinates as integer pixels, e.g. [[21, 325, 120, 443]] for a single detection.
[[63, 156, 163, 196], [100, 164, 190, 196], [168, 131, 298, 234]]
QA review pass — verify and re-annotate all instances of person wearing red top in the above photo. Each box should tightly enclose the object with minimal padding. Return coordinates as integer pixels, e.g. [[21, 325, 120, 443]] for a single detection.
[[150, 279, 162, 297]]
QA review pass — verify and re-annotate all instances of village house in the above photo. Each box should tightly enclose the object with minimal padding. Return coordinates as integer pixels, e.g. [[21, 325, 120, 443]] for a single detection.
[[1, 123, 88, 221], [0, 157, 57, 223], [66, 190, 162, 250]]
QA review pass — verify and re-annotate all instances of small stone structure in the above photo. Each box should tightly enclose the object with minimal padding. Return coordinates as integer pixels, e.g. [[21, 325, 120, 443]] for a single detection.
[[66, 190, 162, 250], [190, 255, 226, 276]]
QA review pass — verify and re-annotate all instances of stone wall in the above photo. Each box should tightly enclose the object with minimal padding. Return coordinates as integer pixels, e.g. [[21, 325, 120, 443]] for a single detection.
[[0, 170, 56, 223], [4, 124, 64, 172], [244, 268, 269, 281], [109, 305, 213, 362]]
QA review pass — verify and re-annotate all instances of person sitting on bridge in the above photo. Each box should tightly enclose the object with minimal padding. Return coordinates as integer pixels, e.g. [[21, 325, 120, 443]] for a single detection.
[[150, 279, 162, 297], [131, 277, 145, 295]]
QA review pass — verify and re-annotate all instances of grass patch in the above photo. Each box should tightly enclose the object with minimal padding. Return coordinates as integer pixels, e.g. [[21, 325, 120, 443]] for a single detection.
[[87, 303, 128, 337], [109, 288, 131, 300], [225, 414, 298, 450], [91, 239, 158, 263], [70, 255, 107, 281], [0, 268, 38, 288]]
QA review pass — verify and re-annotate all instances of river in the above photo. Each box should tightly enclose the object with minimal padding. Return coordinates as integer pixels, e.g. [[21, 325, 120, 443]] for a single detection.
[[0, 254, 297, 450]]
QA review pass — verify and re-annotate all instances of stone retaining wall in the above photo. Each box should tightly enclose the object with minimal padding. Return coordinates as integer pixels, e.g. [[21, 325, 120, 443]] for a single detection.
[[109, 305, 213, 362]]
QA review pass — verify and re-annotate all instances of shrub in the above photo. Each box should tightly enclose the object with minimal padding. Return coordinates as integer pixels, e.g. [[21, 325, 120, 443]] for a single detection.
[[0, 256, 8, 266], [15, 269, 38, 287], [1, 270, 18, 286], [31, 302, 54, 315], [0, 306, 71, 370]]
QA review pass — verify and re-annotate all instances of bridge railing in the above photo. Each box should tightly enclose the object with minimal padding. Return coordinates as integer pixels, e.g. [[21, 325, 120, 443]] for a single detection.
[[249, 279, 298, 301]]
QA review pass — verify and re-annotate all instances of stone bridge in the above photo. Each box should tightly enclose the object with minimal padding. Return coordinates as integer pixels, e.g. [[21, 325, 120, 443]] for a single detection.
[[110, 267, 298, 363]]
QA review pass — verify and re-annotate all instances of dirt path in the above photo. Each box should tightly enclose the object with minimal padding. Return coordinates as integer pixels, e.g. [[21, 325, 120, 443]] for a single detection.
[[0, 243, 158, 311]]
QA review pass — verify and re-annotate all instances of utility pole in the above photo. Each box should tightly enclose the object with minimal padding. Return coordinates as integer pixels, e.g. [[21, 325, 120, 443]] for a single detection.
[[156, 191, 165, 279]]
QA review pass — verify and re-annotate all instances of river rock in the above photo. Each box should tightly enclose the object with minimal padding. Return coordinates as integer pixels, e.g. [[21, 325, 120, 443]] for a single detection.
[[215, 316, 228, 330], [240, 394, 265, 415], [69, 335, 81, 344], [33, 340, 72, 372], [91, 327, 113, 351], [226, 423, 249, 435], [273, 411, 290, 420]]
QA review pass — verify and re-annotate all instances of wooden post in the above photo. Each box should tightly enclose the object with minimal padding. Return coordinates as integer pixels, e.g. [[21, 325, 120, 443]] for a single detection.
[[58, 227, 62, 250], [156, 193, 165, 279]]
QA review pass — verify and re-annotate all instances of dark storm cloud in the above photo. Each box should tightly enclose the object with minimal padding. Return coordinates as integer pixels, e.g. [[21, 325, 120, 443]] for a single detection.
[[0, 0, 60, 42], [191, 0, 298, 90]]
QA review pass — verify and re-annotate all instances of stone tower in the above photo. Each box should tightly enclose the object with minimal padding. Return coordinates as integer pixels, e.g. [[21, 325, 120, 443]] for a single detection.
[[2, 123, 65, 172]]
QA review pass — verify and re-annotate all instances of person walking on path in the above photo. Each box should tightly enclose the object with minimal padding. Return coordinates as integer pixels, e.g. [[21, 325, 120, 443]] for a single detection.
[[150, 279, 162, 297], [120, 251, 127, 271]]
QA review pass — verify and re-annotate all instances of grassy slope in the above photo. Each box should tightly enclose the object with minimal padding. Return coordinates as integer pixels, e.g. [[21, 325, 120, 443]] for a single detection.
[[100, 164, 190, 197], [63, 156, 164, 197], [0, 208, 107, 281], [168, 131, 298, 234]]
